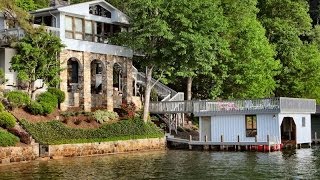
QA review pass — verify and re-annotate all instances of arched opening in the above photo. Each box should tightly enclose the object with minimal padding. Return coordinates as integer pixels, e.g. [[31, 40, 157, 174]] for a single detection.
[[67, 57, 80, 92], [113, 63, 123, 92], [281, 117, 297, 144], [91, 60, 104, 94]]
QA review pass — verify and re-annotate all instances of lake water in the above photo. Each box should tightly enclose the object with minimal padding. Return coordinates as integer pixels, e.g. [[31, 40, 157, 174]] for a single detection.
[[1, 147, 320, 179]]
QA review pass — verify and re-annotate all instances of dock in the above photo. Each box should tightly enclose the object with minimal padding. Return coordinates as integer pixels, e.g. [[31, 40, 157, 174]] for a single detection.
[[166, 135, 283, 152]]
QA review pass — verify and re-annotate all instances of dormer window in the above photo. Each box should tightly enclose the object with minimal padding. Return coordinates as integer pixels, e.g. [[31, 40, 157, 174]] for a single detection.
[[89, 5, 111, 18]]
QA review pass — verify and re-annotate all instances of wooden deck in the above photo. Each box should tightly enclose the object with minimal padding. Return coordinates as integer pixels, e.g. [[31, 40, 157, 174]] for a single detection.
[[167, 137, 276, 146]]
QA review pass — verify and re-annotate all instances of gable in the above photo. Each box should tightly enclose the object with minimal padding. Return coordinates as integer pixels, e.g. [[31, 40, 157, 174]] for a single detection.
[[57, 0, 129, 25]]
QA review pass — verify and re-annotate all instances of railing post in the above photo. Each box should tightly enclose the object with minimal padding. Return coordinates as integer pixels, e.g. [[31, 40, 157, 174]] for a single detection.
[[315, 132, 318, 143], [205, 135, 208, 142], [255, 135, 257, 143]]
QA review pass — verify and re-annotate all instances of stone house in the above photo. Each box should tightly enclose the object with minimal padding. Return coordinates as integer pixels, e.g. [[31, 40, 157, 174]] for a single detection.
[[0, 0, 136, 111]]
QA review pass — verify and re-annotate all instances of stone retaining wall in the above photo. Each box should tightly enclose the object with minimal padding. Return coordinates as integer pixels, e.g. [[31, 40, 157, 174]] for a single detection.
[[48, 138, 165, 158], [0, 143, 39, 164]]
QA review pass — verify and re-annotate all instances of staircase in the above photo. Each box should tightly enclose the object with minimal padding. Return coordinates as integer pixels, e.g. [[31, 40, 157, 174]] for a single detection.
[[132, 66, 185, 134]]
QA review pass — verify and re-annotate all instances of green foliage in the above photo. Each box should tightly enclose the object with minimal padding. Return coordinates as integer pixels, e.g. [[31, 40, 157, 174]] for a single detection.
[[0, 111, 16, 129], [10, 28, 64, 97], [14, 0, 37, 11], [93, 110, 119, 124], [36, 92, 58, 115], [5, 90, 31, 108], [0, 102, 5, 112], [0, 69, 7, 85], [0, 130, 19, 147], [27, 101, 43, 115], [48, 87, 65, 104], [20, 118, 164, 145]]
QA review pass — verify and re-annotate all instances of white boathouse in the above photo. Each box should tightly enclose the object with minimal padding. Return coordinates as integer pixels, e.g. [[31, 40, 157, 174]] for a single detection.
[[149, 97, 316, 150]]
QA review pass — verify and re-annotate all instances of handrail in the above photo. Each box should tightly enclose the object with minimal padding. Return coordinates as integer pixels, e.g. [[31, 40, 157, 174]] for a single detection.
[[132, 66, 178, 98]]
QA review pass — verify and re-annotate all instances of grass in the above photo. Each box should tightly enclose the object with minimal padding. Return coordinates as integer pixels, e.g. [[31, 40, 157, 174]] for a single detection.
[[19, 118, 164, 145]]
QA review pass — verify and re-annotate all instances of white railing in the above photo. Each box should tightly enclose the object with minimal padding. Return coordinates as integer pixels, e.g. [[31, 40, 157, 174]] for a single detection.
[[0, 25, 60, 45]]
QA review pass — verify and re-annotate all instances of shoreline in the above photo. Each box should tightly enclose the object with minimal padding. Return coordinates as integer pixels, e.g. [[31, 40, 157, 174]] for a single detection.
[[0, 137, 166, 165]]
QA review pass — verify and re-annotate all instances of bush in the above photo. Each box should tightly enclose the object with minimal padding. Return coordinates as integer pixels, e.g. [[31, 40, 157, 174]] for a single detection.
[[20, 118, 163, 145], [37, 92, 58, 115], [0, 130, 19, 147], [40, 102, 55, 115], [48, 88, 65, 104], [7, 128, 31, 144], [0, 111, 16, 128], [27, 101, 44, 115], [93, 110, 119, 124], [5, 91, 30, 108], [0, 102, 5, 112]]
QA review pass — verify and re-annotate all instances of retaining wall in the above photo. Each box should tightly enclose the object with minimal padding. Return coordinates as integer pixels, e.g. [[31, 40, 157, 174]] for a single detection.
[[0, 143, 39, 164], [48, 138, 165, 158]]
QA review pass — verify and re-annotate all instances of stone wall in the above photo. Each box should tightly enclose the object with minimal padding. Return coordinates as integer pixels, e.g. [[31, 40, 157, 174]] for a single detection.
[[0, 143, 39, 164], [59, 50, 133, 111], [48, 138, 165, 158]]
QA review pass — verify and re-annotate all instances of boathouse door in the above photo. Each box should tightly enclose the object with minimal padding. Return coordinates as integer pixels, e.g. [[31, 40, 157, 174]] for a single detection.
[[280, 117, 296, 143], [200, 116, 211, 142]]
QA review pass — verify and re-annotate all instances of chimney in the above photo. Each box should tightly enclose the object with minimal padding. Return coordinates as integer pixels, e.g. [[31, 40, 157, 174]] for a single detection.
[[50, 0, 70, 7]]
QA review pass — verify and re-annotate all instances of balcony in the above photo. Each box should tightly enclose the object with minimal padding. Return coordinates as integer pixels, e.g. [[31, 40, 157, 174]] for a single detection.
[[0, 25, 60, 46], [149, 97, 316, 116]]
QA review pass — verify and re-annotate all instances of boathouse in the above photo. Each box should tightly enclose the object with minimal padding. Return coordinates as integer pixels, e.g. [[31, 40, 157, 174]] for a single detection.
[[150, 97, 316, 150]]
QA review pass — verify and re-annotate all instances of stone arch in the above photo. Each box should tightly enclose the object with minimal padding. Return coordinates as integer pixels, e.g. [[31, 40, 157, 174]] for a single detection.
[[113, 62, 123, 92], [66, 57, 83, 107], [90, 59, 105, 94]]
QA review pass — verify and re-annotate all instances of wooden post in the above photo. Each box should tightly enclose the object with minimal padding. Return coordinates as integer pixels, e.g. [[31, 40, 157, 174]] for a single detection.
[[205, 135, 208, 142], [267, 135, 270, 152], [315, 132, 318, 144], [237, 135, 240, 151], [189, 135, 192, 150], [255, 135, 257, 143], [220, 135, 224, 150]]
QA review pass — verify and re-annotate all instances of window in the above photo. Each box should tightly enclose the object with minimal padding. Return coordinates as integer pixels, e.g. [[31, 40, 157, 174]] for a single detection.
[[33, 16, 53, 26], [67, 59, 79, 84], [246, 115, 257, 137], [65, 16, 73, 38], [74, 18, 83, 40], [85, 20, 93, 41], [89, 5, 111, 18], [302, 117, 306, 127]]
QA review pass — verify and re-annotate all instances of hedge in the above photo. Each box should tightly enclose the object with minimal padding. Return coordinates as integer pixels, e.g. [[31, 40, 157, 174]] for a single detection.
[[5, 91, 30, 108], [47, 88, 65, 104], [20, 118, 164, 145], [0, 130, 19, 147], [0, 111, 16, 129]]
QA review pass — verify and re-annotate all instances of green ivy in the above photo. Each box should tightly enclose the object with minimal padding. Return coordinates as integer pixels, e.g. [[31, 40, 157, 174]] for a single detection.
[[20, 118, 164, 145], [0, 129, 19, 147]]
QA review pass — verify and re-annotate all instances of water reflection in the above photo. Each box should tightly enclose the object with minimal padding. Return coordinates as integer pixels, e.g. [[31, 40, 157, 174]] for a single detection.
[[1, 148, 320, 179]]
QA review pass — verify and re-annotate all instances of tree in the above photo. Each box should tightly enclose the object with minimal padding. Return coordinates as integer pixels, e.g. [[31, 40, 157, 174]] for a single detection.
[[257, 0, 320, 101], [0, 0, 33, 32], [164, 0, 229, 100], [14, 0, 37, 11], [115, 0, 173, 122], [10, 28, 64, 98], [219, 0, 280, 99]]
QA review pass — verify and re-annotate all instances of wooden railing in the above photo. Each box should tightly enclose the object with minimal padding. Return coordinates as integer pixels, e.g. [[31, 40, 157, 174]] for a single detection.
[[149, 97, 316, 115]]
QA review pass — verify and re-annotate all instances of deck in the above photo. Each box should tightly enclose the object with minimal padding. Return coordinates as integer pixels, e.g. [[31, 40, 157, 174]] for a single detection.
[[150, 97, 316, 116]]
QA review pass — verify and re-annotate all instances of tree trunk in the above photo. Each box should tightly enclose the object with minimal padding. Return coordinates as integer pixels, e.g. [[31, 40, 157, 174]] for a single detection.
[[143, 66, 153, 122], [187, 77, 192, 100]]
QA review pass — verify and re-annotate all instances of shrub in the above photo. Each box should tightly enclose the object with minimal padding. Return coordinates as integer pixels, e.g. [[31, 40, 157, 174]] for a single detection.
[[48, 88, 65, 104], [0, 111, 16, 128], [74, 119, 81, 125], [5, 91, 30, 108], [0, 102, 5, 112], [119, 101, 136, 119], [7, 128, 31, 144], [37, 92, 58, 115], [40, 102, 55, 115], [27, 101, 44, 115], [0, 130, 19, 147], [93, 110, 119, 124]]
